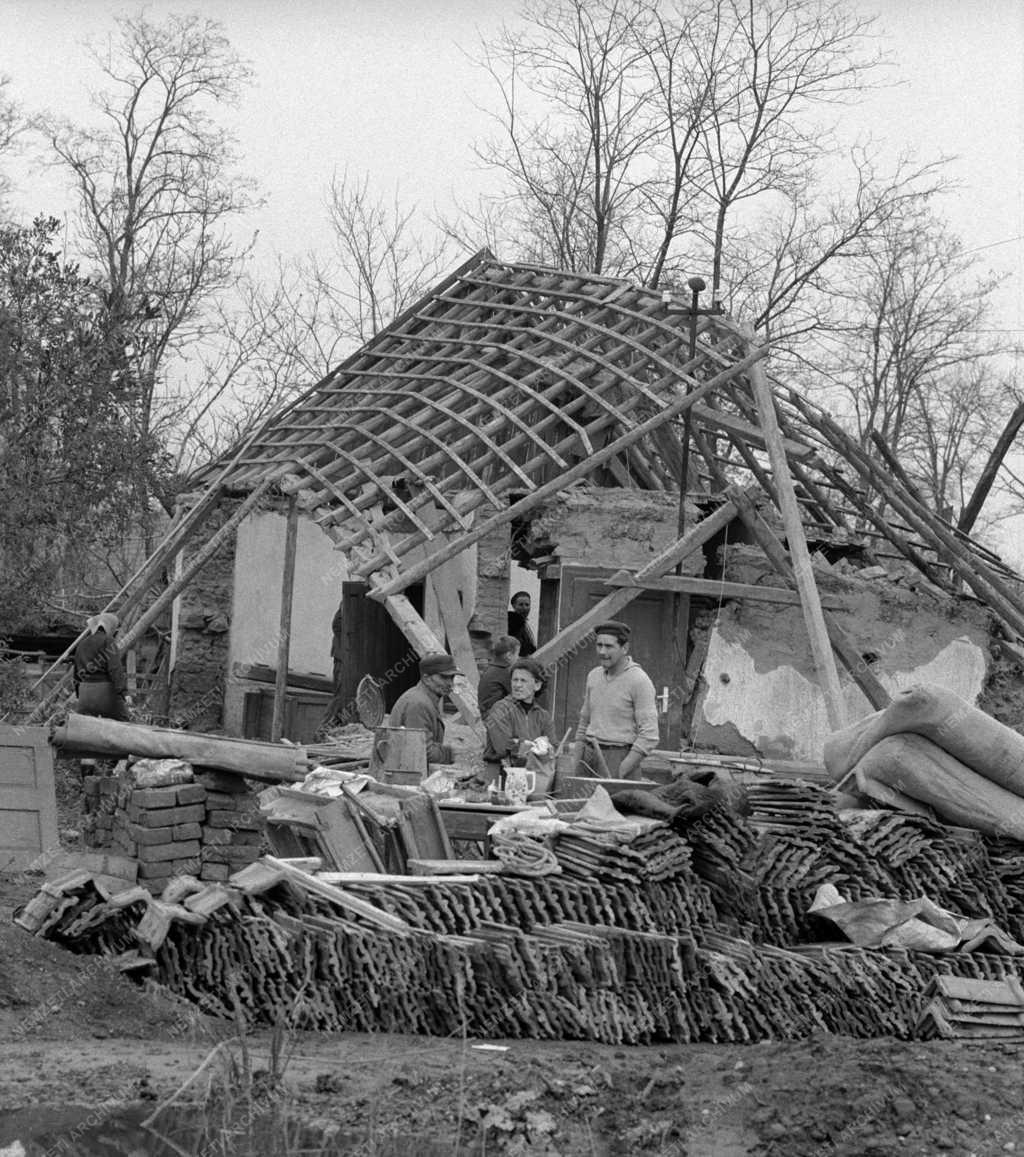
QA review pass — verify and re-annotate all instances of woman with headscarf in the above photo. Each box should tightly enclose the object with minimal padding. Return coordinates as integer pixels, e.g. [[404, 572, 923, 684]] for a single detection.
[[73, 612, 131, 720], [482, 658, 552, 784]]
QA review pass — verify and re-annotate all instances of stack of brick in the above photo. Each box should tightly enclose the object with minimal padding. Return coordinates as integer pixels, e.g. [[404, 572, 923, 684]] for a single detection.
[[106, 767, 263, 892], [193, 770, 264, 884]]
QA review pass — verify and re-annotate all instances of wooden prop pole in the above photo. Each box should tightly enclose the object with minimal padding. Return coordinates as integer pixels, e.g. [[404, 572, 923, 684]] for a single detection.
[[117, 480, 276, 654], [692, 429, 890, 711], [745, 345, 846, 731], [271, 496, 300, 742]]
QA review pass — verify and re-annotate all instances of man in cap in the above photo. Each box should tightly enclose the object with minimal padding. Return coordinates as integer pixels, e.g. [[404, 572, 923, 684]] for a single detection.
[[73, 612, 131, 720], [389, 652, 461, 763], [572, 620, 659, 779]]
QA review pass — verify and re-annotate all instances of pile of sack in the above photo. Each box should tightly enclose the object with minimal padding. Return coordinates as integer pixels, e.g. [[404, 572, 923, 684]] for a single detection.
[[825, 683, 1024, 841]]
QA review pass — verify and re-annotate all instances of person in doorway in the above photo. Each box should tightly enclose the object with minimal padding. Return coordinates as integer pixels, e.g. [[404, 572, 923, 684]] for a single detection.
[[572, 620, 659, 779], [389, 652, 460, 763], [318, 600, 349, 734], [483, 658, 553, 783], [477, 635, 521, 716], [73, 612, 131, 721], [507, 590, 537, 656]]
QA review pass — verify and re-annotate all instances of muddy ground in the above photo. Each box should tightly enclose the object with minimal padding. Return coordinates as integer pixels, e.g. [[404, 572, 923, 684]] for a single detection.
[[3, 866, 1024, 1157]]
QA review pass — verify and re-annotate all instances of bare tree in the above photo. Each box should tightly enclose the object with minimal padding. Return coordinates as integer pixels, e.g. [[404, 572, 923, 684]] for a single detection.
[[467, 0, 915, 310], [0, 76, 25, 216], [814, 206, 1014, 522], [173, 172, 454, 472], [308, 171, 455, 345], [36, 13, 256, 512], [469, 0, 661, 275]]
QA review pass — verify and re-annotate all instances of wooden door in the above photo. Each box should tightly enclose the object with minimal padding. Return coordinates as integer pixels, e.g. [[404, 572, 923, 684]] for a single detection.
[[0, 725, 58, 870], [334, 582, 424, 714], [550, 567, 686, 750]]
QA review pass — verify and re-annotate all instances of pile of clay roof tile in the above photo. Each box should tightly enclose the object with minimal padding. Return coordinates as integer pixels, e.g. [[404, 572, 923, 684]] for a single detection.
[[980, 837, 1024, 944], [688, 783, 1017, 948], [551, 826, 695, 883], [917, 974, 1024, 1040], [16, 780, 1024, 1045]]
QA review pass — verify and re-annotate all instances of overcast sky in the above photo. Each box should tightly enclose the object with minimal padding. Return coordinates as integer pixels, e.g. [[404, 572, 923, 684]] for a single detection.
[[4, 0, 1023, 309]]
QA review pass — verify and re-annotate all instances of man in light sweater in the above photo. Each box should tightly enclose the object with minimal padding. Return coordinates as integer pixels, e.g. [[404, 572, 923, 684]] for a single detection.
[[572, 620, 660, 778]]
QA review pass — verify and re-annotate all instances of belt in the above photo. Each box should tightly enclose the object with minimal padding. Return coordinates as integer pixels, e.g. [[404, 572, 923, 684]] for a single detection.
[[593, 741, 630, 750]]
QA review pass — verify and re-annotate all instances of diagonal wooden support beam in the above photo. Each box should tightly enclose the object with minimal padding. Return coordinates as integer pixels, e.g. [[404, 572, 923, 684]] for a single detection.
[[531, 490, 744, 671], [372, 585, 482, 727], [745, 345, 846, 731], [692, 428, 890, 712]]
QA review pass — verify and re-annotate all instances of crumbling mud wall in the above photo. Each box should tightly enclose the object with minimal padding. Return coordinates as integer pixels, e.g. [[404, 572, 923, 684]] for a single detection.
[[474, 520, 511, 642], [518, 486, 704, 573], [168, 501, 237, 731], [689, 547, 1017, 762]]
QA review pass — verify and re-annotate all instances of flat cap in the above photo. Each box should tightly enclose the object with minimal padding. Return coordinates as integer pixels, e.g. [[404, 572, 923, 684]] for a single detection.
[[594, 620, 631, 642], [419, 652, 461, 677]]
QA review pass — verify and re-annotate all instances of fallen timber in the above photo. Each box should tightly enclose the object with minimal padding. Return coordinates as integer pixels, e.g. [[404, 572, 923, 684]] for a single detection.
[[18, 779, 1024, 1045], [51, 713, 309, 783]]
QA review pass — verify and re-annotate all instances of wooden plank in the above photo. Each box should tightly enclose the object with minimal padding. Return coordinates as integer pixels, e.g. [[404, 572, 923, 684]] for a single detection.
[[263, 855, 412, 934], [373, 586, 481, 725], [604, 573, 847, 609], [691, 402, 812, 460], [271, 496, 300, 742], [407, 859, 503, 876], [747, 347, 846, 731], [0, 725, 58, 871], [531, 494, 740, 669], [233, 663, 334, 694], [430, 561, 479, 690], [317, 870, 489, 884]]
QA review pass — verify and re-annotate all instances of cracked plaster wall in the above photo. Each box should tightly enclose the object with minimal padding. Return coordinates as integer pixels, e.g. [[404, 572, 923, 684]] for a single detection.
[[689, 549, 1002, 762]]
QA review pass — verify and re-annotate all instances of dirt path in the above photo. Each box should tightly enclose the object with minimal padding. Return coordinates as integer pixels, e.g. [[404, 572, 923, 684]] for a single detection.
[[3, 1026, 1024, 1155]]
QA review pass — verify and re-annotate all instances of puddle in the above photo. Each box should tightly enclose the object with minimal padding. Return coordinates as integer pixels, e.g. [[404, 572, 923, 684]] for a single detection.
[[0, 1104, 450, 1156]]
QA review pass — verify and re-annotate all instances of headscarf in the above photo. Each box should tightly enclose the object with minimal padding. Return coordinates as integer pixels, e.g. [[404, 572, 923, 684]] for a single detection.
[[86, 612, 120, 636]]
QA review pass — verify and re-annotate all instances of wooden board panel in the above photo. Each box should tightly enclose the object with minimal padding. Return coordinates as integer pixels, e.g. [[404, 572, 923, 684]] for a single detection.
[[0, 725, 58, 870]]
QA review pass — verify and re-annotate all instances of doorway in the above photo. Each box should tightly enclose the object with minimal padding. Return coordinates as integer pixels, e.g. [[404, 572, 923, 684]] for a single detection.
[[549, 566, 687, 750], [332, 581, 425, 718]]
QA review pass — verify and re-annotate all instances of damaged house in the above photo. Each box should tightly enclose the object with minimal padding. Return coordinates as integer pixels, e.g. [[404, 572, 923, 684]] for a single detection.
[[33, 250, 1024, 760]]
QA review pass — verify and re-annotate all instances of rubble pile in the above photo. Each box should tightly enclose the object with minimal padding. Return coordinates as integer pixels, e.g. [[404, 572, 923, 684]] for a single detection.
[[688, 783, 1016, 947]]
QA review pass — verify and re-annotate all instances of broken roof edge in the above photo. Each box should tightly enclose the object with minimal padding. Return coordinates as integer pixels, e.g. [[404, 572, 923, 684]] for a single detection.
[[189, 246, 501, 488]]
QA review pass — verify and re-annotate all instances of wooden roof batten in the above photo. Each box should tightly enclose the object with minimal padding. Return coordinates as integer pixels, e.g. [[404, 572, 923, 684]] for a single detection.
[[186, 253, 1024, 596]]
